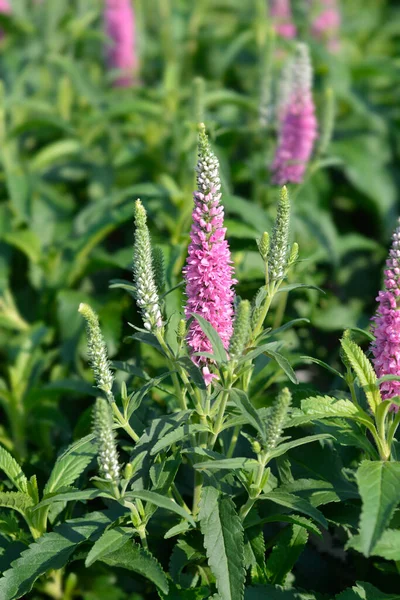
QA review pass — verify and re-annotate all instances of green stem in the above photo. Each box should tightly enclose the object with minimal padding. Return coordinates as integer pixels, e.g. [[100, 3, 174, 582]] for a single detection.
[[227, 425, 240, 458], [192, 470, 203, 517], [155, 331, 189, 411], [112, 403, 139, 443], [272, 290, 288, 330], [239, 457, 266, 521], [209, 389, 230, 449]]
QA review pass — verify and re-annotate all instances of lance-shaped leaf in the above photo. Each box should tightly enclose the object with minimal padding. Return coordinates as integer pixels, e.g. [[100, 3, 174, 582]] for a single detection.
[[0, 447, 28, 493], [340, 337, 381, 413], [266, 524, 308, 586], [85, 527, 134, 567], [44, 435, 96, 495], [228, 389, 266, 441], [125, 490, 195, 527], [355, 460, 400, 556], [191, 314, 227, 364], [199, 487, 245, 600]]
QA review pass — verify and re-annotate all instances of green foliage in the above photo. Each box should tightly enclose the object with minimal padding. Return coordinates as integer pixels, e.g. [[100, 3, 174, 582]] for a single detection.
[[355, 461, 400, 556], [0, 512, 111, 600], [0, 447, 28, 493], [199, 487, 245, 600], [265, 524, 309, 586]]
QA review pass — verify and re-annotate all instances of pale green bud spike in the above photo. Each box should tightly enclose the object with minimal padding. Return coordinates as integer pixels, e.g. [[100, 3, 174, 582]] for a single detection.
[[268, 186, 291, 283], [78, 303, 114, 402], [229, 300, 251, 359], [257, 232, 270, 262], [93, 397, 120, 483], [340, 329, 352, 371], [265, 387, 292, 451], [152, 247, 166, 294], [177, 318, 186, 340], [288, 242, 299, 267], [133, 199, 163, 332]]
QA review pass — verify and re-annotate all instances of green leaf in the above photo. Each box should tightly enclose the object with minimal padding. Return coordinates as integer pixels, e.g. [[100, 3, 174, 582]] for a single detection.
[[44, 435, 96, 495], [264, 349, 298, 384], [340, 338, 381, 413], [268, 434, 333, 460], [150, 424, 210, 455], [276, 283, 325, 295], [228, 389, 266, 441], [356, 461, 400, 556], [348, 529, 400, 561], [3, 230, 41, 264], [238, 342, 282, 364], [0, 447, 28, 493], [199, 487, 245, 600], [300, 357, 344, 379], [99, 540, 169, 594], [0, 512, 111, 599], [30, 139, 81, 171], [85, 527, 133, 567], [258, 492, 327, 528], [191, 314, 227, 364], [194, 458, 259, 471], [0, 492, 33, 517], [265, 524, 308, 586], [288, 397, 360, 427], [125, 490, 195, 527], [245, 513, 321, 537], [335, 581, 400, 600], [34, 489, 112, 509], [127, 372, 173, 419], [245, 586, 318, 599]]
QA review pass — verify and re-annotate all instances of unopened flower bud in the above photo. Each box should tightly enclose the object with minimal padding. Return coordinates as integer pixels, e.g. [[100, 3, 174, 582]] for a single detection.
[[177, 319, 186, 341], [268, 186, 290, 283], [288, 242, 299, 266], [133, 200, 163, 332], [93, 397, 120, 482], [152, 247, 166, 295], [124, 462, 134, 480], [265, 387, 292, 451], [229, 300, 251, 359], [258, 232, 270, 262], [78, 303, 114, 402]]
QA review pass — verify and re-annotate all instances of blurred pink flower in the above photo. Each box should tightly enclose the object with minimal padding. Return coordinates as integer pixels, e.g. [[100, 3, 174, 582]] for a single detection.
[[310, 0, 341, 52], [104, 0, 138, 87], [371, 221, 400, 411], [269, 0, 297, 39], [271, 44, 317, 185], [0, 0, 11, 41], [183, 126, 236, 383]]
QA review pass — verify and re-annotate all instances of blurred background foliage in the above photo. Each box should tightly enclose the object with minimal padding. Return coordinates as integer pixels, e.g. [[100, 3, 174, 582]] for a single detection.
[[0, 0, 399, 477]]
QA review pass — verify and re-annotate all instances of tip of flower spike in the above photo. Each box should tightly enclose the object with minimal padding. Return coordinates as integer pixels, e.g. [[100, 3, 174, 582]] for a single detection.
[[197, 123, 210, 155], [134, 198, 147, 227], [78, 302, 95, 320]]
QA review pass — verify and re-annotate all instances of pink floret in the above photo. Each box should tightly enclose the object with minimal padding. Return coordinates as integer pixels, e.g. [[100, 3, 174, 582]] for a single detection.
[[270, 0, 297, 40], [104, 0, 138, 87], [371, 223, 400, 411]]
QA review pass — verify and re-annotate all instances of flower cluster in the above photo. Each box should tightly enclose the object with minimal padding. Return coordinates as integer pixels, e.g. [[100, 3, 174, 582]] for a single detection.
[[310, 0, 341, 53], [133, 199, 163, 332], [371, 221, 400, 410], [269, 0, 296, 40], [104, 0, 138, 87], [183, 125, 236, 383], [78, 303, 114, 403], [271, 43, 318, 185], [93, 397, 120, 482]]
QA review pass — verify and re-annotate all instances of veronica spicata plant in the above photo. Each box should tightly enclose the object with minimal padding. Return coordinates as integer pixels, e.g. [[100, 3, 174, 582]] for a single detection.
[[0, 126, 398, 600]]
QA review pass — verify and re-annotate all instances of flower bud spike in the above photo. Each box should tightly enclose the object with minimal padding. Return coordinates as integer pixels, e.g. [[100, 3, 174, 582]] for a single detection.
[[229, 300, 251, 360], [183, 123, 237, 380], [93, 397, 120, 483], [257, 232, 270, 263], [288, 242, 299, 267], [265, 387, 292, 451], [152, 247, 166, 295], [133, 199, 163, 332], [78, 303, 114, 403], [268, 186, 291, 284]]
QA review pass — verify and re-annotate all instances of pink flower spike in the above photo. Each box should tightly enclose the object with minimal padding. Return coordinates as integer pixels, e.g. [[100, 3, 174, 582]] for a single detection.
[[104, 0, 138, 88], [371, 220, 400, 412], [183, 124, 237, 385], [0, 0, 10, 41], [269, 0, 297, 40], [271, 43, 318, 185], [310, 0, 341, 53]]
